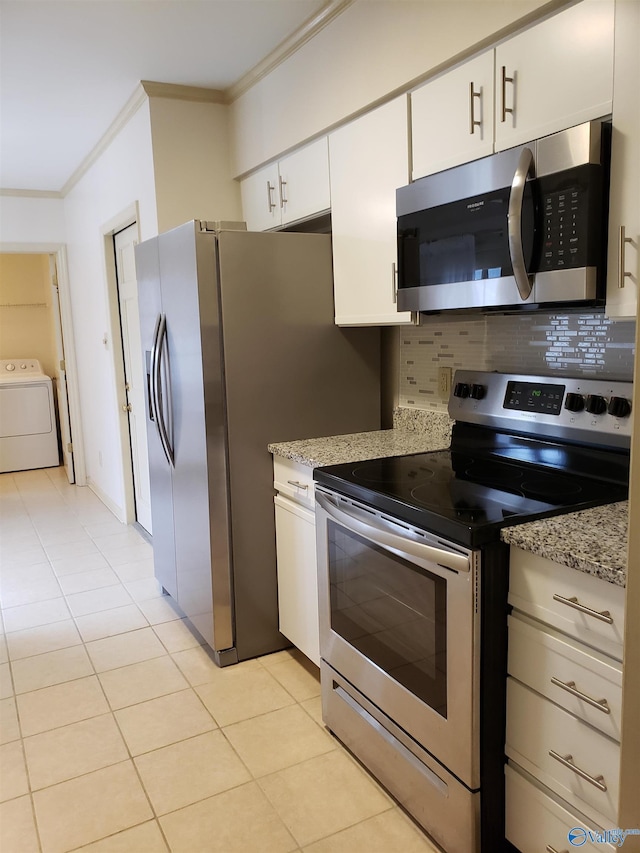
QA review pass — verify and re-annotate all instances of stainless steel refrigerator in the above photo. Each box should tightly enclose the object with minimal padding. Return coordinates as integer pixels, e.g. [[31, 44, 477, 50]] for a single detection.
[[135, 220, 381, 665]]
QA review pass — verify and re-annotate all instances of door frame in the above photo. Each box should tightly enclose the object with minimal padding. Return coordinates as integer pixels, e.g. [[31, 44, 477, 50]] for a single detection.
[[101, 202, 142, 526], [0, 240, 86, 485]]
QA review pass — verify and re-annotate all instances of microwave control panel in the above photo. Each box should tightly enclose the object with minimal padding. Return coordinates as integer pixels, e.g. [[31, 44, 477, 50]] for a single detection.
[[536, 164, 603, 273]]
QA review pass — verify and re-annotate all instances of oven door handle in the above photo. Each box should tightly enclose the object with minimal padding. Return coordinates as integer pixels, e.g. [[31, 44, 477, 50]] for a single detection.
[[316, 492, 471, 574]]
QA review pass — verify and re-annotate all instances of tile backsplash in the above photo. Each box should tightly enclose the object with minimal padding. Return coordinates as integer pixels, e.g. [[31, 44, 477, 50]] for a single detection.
[[400, 311, 636, 411]]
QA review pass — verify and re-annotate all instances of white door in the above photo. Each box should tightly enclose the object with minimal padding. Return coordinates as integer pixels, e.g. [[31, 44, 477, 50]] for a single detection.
[[113, 224, 152, 533], [49, 256, 75, 483]]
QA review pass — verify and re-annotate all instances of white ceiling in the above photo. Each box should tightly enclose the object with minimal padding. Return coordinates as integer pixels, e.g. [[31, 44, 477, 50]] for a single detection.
[[0, 0, 328, 193]]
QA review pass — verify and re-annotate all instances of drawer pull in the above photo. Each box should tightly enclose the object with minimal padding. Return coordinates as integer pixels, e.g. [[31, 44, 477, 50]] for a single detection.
[[548, 751, 607, 792], [287, 480, 309, 491], [550, 677, 611, 714], [546, 846, 569, 853], [552, 594, 613, 624]]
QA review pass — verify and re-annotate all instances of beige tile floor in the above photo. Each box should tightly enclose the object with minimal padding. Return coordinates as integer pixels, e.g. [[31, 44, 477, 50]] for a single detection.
[[0, 467, 439, 853]]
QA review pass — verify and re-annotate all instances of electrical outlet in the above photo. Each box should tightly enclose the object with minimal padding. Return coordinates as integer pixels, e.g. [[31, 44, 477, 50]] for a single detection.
[[438, 366, 452, 399]]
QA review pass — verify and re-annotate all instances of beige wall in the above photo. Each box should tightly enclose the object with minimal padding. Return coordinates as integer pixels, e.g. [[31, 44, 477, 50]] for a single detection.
[[148, 97, 242, 232], [0, 253, 57, 377]]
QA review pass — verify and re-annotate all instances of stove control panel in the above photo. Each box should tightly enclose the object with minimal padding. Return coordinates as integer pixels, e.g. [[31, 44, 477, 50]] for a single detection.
[[449, 370, 633, 449]]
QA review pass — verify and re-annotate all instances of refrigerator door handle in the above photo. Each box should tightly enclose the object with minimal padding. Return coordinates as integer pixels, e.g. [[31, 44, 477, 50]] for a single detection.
[[149, 314, 161, 424], [154, 313, 175, 468]]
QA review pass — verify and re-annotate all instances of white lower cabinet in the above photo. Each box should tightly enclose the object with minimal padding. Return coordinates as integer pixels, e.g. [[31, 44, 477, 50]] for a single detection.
[[506, 547, 624, 851], [506, 765, 616, 853], [273, 457, 320, 666]]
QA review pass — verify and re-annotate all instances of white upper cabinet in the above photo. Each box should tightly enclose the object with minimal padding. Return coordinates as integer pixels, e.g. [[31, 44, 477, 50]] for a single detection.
[[411, 51, 495, 180], [329, 96, 414, 326], [494, 0, 615, 151], [411, 0, 615, 182], [605, 0, 639, 320], [240, 138, 330, 231]]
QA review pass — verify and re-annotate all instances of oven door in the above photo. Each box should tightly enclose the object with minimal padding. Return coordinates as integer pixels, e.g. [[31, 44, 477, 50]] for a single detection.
[[315, 487, 481, 789]]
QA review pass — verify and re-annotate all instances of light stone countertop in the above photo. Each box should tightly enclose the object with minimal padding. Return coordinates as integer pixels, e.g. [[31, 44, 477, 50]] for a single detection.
[[500, 501, 628, 588], [267, 409, 454, 468], [269, 407, 627, 588]]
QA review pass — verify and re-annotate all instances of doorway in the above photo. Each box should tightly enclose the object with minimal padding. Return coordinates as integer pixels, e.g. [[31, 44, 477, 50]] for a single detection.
[[0, 248, 79, 484], [107, 219, 152, 534]]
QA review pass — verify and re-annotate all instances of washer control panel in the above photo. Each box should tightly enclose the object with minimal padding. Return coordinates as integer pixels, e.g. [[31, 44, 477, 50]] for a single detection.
[[0, 359, 43, 375]]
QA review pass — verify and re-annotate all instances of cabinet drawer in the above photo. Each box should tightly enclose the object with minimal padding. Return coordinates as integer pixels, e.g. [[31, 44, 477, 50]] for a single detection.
[[506, 763, 616, 853], [506, 678, 620, 826], [273, 456, 315, 509], [509, 548, 625, 661], [508, 614, 622, 741]]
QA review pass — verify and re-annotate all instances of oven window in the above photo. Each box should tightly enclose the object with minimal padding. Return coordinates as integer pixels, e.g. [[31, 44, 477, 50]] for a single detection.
[[327, 521, 448, 718]]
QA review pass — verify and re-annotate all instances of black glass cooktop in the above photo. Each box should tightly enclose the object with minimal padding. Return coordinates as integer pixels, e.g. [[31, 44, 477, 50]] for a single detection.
[[313, 425, 629, 548]]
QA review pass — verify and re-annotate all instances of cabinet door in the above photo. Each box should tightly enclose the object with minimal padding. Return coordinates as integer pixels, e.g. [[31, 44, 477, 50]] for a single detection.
[[606, 0, 639, 320], [279, 138, 330, 226], [411, 52, 494, 180], [330, 96, 414, 326], [494, 0, 614, 151], [274, 495, 320, 666], [240, 162, 281, 231]]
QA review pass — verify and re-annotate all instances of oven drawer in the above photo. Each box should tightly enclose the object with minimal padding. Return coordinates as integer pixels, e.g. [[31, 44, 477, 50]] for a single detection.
[[321, 661, 479, 853], [508, 614, 622, 741], [505, 763, 616, 852], [506, 678, 620, 826], [508, 548, 625, 661], [273, 457, 315, 509]]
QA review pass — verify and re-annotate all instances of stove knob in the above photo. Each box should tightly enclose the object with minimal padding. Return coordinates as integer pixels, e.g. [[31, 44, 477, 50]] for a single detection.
[[564, 392, 585, 413], [608, 396, 631, 418], [453, 382, 470, 399], [585, 394, 607, 415], [469, 384, 486, 400]]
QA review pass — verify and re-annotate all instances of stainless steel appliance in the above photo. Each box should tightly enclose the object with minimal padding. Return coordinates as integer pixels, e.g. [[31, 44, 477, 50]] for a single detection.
[[314, 370, 631, 852], [396, 120, 610, 313], [135, 220, 380, 666]]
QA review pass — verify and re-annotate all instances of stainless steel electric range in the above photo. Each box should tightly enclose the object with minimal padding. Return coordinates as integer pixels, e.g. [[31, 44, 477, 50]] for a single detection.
[[313, 370, 631, 853]]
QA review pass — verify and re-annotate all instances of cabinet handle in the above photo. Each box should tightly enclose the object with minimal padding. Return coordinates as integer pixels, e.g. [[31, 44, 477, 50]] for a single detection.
[[548, 751, 607, 792], [287, 480, 308, 490], [546, 846, 569, 853], [469, 82, 482, 135], [552, 593, 613, 624], [392, 262, 398, 303], [618, 225, 633, 289], [550, 677, 611, 715], [279, 175, 288, 208], [267, 181, 277, 213], [501, 66, 514, 123]]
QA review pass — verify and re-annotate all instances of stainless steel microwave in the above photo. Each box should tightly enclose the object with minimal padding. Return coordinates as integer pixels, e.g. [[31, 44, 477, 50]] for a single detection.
[[396, 120, 610, 313]]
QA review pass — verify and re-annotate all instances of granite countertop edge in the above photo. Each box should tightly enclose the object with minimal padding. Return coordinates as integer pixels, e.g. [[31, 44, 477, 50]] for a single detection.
[[499, 501, 628, 588], [268, 409, 628, 588]]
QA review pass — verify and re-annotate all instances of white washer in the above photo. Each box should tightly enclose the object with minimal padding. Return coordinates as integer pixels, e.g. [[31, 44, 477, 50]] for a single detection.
[[0, 359, 60, 473]]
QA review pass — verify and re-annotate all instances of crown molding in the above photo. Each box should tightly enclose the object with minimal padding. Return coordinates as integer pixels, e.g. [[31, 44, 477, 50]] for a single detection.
[[141, 80, 225, 103], [224, 0, 354, 103], [0, 188, 63, 199], [60, 83, 148, 197]]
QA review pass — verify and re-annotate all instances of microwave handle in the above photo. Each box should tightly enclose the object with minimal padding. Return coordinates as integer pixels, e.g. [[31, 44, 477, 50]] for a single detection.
[[508, 146, 535, 301]]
